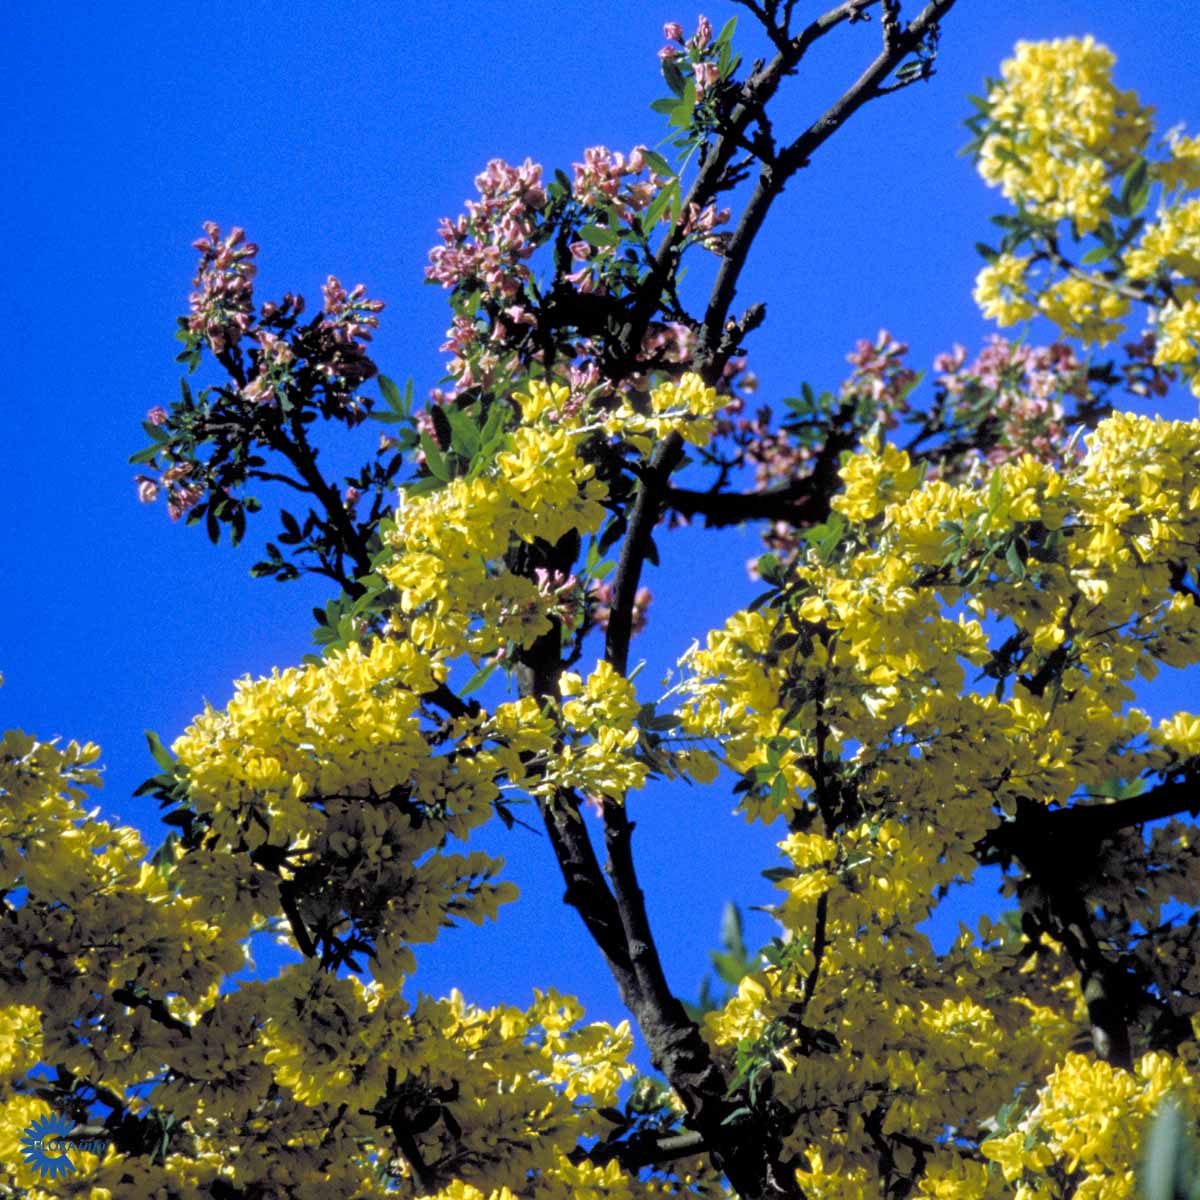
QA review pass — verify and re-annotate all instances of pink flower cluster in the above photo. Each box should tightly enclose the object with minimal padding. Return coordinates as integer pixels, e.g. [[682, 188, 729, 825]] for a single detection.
[[322, 276, 384, 345], [188, 223, 258, 354], [241, 328, 294, 405], [659, 15, 711, 61], [535, 568, 585, 630], [1122, 331, 1176, 398], [572, 145, 657, 215], [933, 335, 1085, 471], [587, 580, 652, 636], [679, 201, 731, 253], [844, 330, 919, 429], [426, 158, 547, 298], [136, 457, 205, 521], [658, 16, 721, 100]]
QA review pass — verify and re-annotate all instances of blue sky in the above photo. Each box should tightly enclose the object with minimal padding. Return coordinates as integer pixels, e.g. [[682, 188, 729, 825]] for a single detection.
[[3, 2, 1199, 1047]]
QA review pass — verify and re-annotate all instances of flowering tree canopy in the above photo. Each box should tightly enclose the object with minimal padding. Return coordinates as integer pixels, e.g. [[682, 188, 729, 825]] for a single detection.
[[6, 3, 1200, 1198]]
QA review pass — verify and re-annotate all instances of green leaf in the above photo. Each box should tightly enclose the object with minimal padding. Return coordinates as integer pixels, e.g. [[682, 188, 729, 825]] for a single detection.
[[714, 14, 737, 45], [144, 730, 175, 772], [478, 397, 509, 446], [405, 474, 443, 498], [461, 659, 499, 697], [1080, 245, 1111, 265], [757, 553, 783, 584], [1140, 1097, 1196, 1200], [669, 85, 695, 129], [1121, 157, 1149, 209], [662, 55, 686, 97], [720, 901, 746, 960], [378, 374, 408, 416], [642, 148, 673, 177], [1005, 538, 1027, 579], [650, 96, 678, 116], [580, 223, 620, 249], [987, 466, 1005, 515], [419, 432, 449, 481], [644, 183, 674, 229], [666, 176, 689, 227], [445, 404, 482, 459], [599, 515, 627, 554], [974, 242, 999, 262]]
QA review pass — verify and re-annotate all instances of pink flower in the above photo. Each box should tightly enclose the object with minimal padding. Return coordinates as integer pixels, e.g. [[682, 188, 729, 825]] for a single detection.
[[167, 482, 204, 522], [146, 406, 168, 426], [696, 15, 712, 46], [663, 21, 684, 40], [694, 60, 720, 96], [136, 477, 159, 504], [187, 222, 258, 353], [161, 462, 193, 485]]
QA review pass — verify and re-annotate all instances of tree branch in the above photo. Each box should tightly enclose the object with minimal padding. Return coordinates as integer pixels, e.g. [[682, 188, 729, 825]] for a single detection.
[[573, 1127, 709, 1171], [974, 781, 1200, 1072], [664, 407, 857, 529], [976, 779, 1200, 866], [111, 986, 193, 1039]]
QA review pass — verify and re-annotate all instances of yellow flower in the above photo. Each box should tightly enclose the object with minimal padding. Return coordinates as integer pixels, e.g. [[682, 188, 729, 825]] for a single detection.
[[974, 254, 1036, 325]]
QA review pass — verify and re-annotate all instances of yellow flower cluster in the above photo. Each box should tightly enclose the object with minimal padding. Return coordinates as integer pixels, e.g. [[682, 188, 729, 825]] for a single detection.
[[1158, 297, 1200, 378], [169, 636, 515, 986], [601, 372, 724, 452], [981, 1052, 1196, 1197], [979, 37, 1152, 235], [1158, 130, 1200, 193], [478, 659, 651, 804], [385, 420, 607, 659], [1035, 273, 1130, 345], [678, 410, 1200, 1193], [974, 38, 1200, 394], [378, 988, 634, 1196], [972, 253, 1036, 326], [1, 718, 648, 1198]]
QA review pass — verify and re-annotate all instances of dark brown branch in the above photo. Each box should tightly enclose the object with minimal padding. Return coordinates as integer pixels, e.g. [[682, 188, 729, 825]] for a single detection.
[[112, 987, 193, 1039], [664, 407, 858, 529], [801, 891, 830, 1013], [665, 476, 827, 526], [514, 607, 639, 994], [245, 468, 310, 494], [974, 782, 1200, 1072], [591, 8, 961, 1197], [421, 680, 473, 721], [278, 880, 318, 959], [697, 0, 956, 377], [573, 1127, 709, 1171], [547, 792, 636, 981], [779, 0, 955, 175], [269, 415, 374, 590], [977, 780, 1200, 866], [605, 433, 686, 675], [392, 1120, 437, 1193]]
